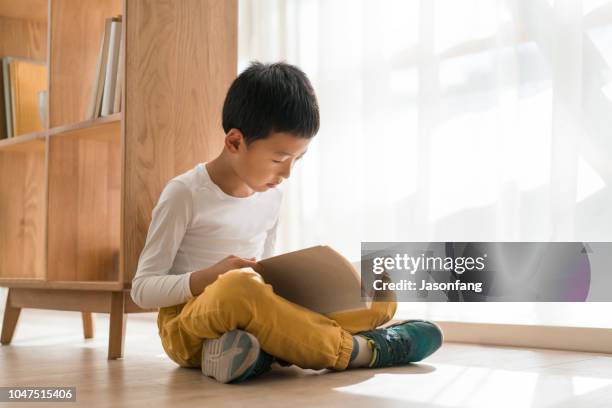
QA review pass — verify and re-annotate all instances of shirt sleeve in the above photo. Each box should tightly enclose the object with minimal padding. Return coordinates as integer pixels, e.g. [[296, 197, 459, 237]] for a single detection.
[[130, 180, 195, 309], [261, 217, 279, 259]]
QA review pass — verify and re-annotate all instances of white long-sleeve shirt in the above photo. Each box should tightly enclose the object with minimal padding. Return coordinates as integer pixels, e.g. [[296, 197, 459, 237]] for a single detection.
[[130, 162, 282, 309]]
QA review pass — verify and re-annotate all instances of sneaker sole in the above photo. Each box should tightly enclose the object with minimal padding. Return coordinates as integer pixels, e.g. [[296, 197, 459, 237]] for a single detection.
[[202, 330, 260, 383]]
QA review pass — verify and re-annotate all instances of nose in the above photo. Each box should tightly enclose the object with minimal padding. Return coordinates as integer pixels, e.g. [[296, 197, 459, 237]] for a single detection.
[[279, 160, 293, 179]]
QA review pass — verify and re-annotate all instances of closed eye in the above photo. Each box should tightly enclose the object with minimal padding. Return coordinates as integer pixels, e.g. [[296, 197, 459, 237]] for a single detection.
[[273, 154, 305, 164]]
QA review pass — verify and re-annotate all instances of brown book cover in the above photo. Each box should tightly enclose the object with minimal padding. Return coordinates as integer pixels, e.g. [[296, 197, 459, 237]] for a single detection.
[[9, 59, 47, 136], [0, 59, 7, 139], [112, 19, 124, 114], [258, 245, 367, 314], [2, 58, 12, 138]]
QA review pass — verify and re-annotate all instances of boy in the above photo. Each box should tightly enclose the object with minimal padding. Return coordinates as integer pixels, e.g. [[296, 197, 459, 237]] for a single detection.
[[131, 62, 443, 384]]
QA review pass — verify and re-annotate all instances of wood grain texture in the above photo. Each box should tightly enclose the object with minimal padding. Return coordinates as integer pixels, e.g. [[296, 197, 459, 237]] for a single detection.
[[9, 288, 112, 312], [48, 113, 121, 140], [0, 147, 46, 280], [0, 0, 47, 21], [0, 1, 238, 360], [82, 311, 94, 338], [49, 0, 121, 127], [0, 278, 123, 291], [0, 289, 20, 344], [47, 132, 120, 282], [122, 0, 237, 284], [108, 291, 126, 359], [0, 16, 47, 60], [0, 131, 45, 152], [2, 308, 612, 408]]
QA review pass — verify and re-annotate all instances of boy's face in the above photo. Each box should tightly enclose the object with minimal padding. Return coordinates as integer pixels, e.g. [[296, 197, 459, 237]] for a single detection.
[[229, 130, 311, 192]]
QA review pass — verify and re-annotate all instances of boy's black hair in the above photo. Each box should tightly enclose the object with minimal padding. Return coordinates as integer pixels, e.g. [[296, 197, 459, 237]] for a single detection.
[[222, 61, 320, 145]]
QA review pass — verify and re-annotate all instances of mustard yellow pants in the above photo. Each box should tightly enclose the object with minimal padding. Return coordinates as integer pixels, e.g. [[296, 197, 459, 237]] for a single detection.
[[157, 268, 397, 370]]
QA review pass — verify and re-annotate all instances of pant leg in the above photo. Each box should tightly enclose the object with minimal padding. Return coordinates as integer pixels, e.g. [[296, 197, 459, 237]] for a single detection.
[[157, 268, 353, 370], [326, 271, 398, 333], [325, 300, 397, 334]]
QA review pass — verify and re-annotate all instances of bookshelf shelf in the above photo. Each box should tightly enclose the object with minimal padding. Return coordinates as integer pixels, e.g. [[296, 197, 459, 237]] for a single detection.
[[48, 113, 121, 134], [0, 115, 121, 152], [49, 114, 121, 143], [0, 141, 46, 281], [0, 0, 237, 359], [0, 131, 46, 152], [0, 278, 125, 291]]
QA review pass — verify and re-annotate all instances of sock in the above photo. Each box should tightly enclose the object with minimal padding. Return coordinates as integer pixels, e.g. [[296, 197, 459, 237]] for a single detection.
[[348, 335, 374, 368]]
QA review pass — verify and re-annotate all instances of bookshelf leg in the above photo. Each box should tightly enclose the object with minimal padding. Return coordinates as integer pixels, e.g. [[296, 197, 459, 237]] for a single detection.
[[1, 289, 21, 345], [82, 312, 95, 339], [108, 292, 126, 360]]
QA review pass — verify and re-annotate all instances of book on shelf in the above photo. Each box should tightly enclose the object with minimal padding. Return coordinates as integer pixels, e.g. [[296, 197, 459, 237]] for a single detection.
[[88, 17, 112, 119], [2, 58, 13, 138], [0, 59, 7, 139], [258, 245, 368, 314], [1, 57, 47, 139], [88, 15, 123, 119], [101, 16, 122, 117], [112, 21, 124, 115]]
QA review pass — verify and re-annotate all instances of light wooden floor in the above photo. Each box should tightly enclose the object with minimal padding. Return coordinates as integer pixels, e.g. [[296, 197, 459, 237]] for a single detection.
[[1, 306, 612, 408]]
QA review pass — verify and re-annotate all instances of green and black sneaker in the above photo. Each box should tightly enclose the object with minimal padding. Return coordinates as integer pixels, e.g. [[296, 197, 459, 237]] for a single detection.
[[202, 330, 274, 383], [358, 320, 443, 368]]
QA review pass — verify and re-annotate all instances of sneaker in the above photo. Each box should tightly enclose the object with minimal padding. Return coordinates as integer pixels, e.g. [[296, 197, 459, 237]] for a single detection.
[[202, 330, 274, 383], [357, 320, 443, 368]]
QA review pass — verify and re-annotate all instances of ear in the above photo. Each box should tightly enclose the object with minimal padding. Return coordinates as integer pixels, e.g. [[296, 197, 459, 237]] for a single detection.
[[225, 129, 245, 153]]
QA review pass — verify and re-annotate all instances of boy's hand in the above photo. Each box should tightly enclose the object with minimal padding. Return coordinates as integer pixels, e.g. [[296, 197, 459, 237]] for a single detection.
[[189, 255, 263, 297], [214, 255, 263, 274]]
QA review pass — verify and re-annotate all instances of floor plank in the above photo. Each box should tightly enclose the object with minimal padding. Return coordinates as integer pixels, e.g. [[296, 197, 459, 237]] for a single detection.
[[1, 303, 611, 407]]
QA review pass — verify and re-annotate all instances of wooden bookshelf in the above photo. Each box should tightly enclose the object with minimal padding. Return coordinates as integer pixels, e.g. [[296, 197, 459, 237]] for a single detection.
[[0, 0, 237, 359]]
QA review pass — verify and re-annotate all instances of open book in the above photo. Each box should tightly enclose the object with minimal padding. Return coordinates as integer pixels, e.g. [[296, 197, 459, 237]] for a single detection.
[[258, 245, 368, 315]]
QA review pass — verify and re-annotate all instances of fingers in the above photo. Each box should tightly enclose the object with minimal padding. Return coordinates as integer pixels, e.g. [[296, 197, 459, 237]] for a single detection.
[[222, 255, 263, 273], [241, 257, 264, 274], [232, 256, 259, 268], [251, 262, 264, 273]]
